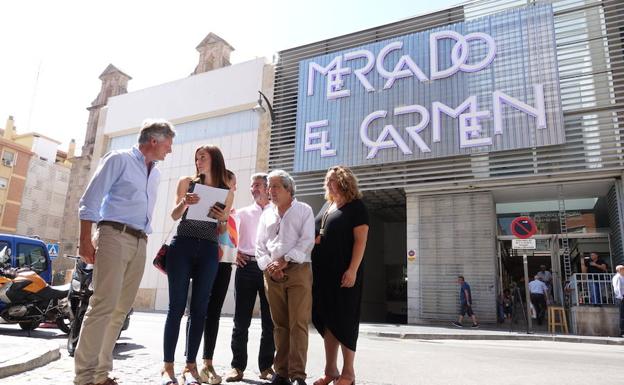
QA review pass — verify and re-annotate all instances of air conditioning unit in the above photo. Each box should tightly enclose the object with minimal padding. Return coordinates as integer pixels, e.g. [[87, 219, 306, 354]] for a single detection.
[[2, 159, 13, 167]]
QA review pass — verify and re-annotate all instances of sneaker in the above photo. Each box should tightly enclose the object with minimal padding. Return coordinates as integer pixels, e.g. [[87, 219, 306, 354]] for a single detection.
[[451, 321, 463, 328], [225, 368, 243, 382], [259, 367, 275, 381], [471, 323, 480, 328]]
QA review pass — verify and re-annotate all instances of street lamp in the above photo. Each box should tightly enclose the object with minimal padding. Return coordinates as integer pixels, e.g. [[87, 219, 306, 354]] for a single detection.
[[253, 91, 276, 121]]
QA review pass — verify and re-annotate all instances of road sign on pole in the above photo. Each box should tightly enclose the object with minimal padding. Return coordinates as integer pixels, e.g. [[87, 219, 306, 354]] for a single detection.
[[510, 216, 537, 239], [47, 243, 59, 259]]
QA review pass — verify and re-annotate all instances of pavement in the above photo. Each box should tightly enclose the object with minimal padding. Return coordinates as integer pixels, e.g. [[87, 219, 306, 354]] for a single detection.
[[1, 316, 623, 380], [0, 334, 60, 379]]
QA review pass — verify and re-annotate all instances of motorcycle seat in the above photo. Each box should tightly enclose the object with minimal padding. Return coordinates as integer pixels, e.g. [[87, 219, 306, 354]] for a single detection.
[[40, 284, 69, 299], [51, 283, 71, 292]]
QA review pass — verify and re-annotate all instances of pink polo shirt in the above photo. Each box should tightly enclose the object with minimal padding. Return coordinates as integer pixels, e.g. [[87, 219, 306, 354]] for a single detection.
[[236, 201, 272, 256]]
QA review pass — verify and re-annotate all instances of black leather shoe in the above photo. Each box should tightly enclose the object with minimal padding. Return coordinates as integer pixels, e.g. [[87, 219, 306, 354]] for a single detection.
[[270, 374, 292, 385], [292, 379, 307, 385]]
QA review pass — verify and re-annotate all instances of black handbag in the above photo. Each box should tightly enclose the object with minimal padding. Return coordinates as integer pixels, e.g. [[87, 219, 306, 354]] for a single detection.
[[152, 222, 176, 275]]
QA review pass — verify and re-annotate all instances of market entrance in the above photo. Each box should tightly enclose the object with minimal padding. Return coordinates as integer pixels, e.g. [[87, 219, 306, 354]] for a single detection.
[[493, 179, 619, 326], [497, 234, 611, 307]]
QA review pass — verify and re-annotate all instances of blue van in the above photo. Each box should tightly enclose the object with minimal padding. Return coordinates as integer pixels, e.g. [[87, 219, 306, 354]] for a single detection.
[[0, 234, 52, 284]]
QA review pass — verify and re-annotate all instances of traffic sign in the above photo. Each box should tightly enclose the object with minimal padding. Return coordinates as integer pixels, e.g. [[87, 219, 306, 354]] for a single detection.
[[512, 238, 536, 250], [510, 216, 537, 239], [47, 243, 59, 259]]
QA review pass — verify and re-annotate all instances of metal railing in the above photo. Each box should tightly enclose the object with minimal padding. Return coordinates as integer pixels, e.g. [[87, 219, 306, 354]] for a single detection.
[[568, 273, 615, 306]]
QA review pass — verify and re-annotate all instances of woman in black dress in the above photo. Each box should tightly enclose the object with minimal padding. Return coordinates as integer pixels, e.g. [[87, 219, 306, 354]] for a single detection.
[[312, 166, 369, 385]]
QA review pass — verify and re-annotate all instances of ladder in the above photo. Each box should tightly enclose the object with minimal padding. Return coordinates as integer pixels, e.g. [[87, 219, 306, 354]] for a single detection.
[[558, 185, 572, 281]]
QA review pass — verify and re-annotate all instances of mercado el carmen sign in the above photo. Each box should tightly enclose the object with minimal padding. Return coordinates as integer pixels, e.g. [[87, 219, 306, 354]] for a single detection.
[[293, 4, 565, 172]]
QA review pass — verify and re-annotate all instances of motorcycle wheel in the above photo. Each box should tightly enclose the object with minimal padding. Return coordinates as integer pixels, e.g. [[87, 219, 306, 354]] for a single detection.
[[67, 300, 87, 357], [19, 320, 41, 331], [56, 315, 71, 334]]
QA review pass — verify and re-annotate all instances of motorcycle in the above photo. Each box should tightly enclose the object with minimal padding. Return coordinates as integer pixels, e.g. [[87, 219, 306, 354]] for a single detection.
[[66, 256, 132, 357], [0, 246, 71, 333]]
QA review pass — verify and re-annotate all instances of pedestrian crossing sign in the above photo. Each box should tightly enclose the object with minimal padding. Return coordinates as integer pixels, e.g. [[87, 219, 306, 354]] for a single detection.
[[47, 243, 59, 258]]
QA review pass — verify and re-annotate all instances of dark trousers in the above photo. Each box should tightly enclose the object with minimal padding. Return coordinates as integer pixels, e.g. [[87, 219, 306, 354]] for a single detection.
[[530, 293, 547, 325], [618, 298, 624, 335], [230, 261, 275, 371], [163, 237, 218, 363], [202, 262, 232, 360]]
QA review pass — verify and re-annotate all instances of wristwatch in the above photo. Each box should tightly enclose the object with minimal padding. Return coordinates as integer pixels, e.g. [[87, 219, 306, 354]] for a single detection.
[[218, 219, 228, 225]]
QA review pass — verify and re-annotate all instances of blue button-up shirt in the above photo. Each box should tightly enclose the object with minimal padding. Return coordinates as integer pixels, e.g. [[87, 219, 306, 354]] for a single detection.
[[79, 146, 160, 234]]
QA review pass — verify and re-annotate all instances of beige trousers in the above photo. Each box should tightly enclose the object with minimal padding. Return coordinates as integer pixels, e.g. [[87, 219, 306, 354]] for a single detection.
[[74, 225, 146, 385], [264, 262, 312, 381]]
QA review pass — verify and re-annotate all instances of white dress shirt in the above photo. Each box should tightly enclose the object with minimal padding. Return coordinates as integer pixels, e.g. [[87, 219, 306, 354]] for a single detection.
[[236, 202, 272, 256], [255, 198, 315, 271], [529, 279, 548, 294], [613, 274, 624, 300]]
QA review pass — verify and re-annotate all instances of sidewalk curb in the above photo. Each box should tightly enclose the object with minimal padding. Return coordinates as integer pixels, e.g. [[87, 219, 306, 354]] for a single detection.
[[0, 341, 60, 379], [362, 331, 624, 345]]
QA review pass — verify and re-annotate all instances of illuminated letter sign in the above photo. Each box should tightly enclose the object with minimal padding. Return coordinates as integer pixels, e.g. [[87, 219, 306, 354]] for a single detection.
[[294, 5, 564, 172]]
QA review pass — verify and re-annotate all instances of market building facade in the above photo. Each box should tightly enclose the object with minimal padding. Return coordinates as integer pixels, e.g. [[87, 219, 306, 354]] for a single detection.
[[89, 34, 274, 312], [269, 0, 624, 333]]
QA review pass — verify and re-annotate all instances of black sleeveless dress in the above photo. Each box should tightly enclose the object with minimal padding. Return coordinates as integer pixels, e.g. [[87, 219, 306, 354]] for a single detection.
[[311, 199, 369, 351]]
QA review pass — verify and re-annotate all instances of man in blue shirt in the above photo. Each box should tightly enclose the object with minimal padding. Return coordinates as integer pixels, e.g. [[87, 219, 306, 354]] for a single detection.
[[74, 119, 175, 385], [452, 275, 480, 328]]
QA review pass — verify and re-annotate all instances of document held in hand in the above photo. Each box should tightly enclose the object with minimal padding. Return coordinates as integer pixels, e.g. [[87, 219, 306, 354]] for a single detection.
[[185, 184, 229, 222]]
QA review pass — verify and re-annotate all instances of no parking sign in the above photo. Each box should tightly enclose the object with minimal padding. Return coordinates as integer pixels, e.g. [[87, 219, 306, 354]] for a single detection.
[[510, 216, 537, 239]]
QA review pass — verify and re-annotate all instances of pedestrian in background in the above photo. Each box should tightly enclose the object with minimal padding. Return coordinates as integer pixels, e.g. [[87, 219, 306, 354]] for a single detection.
[[161, 145, 232, 385], [537, 264, 553, 301], [256, 170, 315, 385], [199, 170, 238, 384], [225, 173, 275, 383], [311, 166, 369, 385], [581, 252, 608, 304], [75, 119, 175, 385], [452, 276, 479, 328], [612, 265, 624, 337], [528, 275, 549, 325]]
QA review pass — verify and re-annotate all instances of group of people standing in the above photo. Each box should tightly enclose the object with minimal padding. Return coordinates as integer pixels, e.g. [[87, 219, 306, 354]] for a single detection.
[[72, 119, 370, 385]]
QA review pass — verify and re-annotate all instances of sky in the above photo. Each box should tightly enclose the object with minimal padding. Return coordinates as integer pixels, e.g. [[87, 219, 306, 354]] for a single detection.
[[0, 0, 461, 155]]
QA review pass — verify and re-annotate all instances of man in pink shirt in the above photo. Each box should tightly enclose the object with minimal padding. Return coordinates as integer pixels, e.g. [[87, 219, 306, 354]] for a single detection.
[[226, 173, 276, 382]]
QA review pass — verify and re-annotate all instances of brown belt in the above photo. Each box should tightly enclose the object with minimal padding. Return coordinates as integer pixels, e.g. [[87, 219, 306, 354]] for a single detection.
[[98, 221, 148, 241]]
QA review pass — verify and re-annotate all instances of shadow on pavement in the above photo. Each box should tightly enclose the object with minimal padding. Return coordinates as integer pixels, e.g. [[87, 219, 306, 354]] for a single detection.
[[113, 342, 145, 359], [239, 380, 267, 385]]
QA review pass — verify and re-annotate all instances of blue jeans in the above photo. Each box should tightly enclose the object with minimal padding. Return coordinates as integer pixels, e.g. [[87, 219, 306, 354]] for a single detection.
[[589, 281, 601, 304], [230, 261, 275, 371], [163, 236, 218, 363]]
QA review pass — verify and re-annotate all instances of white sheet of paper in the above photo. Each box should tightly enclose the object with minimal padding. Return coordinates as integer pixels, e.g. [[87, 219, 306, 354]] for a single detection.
[[185, 184, 229, 222]]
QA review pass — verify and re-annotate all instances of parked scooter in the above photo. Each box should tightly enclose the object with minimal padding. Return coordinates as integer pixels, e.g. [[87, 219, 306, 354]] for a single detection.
[[0, 246, 71, 333], [66, 255, 132, 357]]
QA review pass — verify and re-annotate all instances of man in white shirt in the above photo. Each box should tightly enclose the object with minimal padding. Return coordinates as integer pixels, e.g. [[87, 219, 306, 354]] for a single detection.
[[226, 173, 275, 382], [612, 265, 624, 337], [537, 264, 553, 299], [256, 170, 315, 385], [528, 275, 549, 326]]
